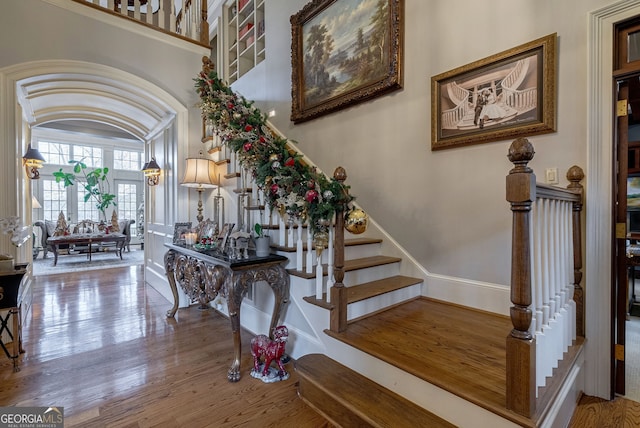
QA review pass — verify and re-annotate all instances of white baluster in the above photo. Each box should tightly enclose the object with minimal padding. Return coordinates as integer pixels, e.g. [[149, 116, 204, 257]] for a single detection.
[[326, 222, 335, 303], [133, 0, 141, 20], [315, 260, 323, 300], [306, 222, 313, 274], [296, 219, 303, 271], [157, 0, 165, 31], [145, 0, 152, 24], [287, 217, 294, 248], [169, 0, 177, 33], [278, 217, 286, 247]]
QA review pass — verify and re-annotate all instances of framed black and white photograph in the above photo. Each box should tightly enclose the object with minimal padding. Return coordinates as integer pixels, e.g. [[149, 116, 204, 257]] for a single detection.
[[431, 33, 557, 150]]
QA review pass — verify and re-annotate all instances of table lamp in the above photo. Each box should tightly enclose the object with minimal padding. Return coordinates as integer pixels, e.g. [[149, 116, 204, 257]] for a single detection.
[[181, 156, 217, 223]]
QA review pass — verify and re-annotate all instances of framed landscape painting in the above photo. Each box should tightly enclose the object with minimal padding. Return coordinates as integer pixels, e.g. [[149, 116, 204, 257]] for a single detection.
[[290, 0, 404, 123], [431, 33, 557, 150]]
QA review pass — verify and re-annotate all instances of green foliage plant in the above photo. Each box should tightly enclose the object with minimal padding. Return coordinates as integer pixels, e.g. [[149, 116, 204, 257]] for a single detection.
[[53, 159, 116, 220]]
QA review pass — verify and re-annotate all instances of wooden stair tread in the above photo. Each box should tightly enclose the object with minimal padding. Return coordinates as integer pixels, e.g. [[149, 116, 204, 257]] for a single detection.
[[302, 275, 421, 309], [324, 297, 539, 427], [296, 353, 456, 428], [288, 255, 400, 279], [273, 237, 382, 253], [347, 275, 422, 303]]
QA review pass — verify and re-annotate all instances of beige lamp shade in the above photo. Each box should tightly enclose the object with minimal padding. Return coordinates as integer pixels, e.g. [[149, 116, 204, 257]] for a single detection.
[[32, 195, 42, 209], [181, 158, 217, 188]]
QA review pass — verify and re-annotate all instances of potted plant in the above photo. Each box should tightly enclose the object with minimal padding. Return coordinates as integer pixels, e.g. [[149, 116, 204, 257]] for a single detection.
[[53, 159, 117, 222], [254, 222, 270, 257]]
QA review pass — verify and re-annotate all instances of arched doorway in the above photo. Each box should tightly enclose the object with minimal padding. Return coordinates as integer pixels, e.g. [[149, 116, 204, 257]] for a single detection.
[[0, 59, 188, 301]]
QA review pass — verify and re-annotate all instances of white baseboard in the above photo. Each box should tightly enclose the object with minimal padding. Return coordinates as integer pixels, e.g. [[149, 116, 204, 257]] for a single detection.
[[425, 273, 511, 316]]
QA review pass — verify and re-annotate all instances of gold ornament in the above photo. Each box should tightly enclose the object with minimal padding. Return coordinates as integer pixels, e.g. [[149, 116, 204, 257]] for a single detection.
[[344, 208, 368, 234], [314, 230, 329, 257], [269, 154, 279, 162]]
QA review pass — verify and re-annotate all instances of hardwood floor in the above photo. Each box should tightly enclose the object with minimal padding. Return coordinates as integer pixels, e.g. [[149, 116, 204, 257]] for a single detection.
[[569, 394, 640, 427], [4, 266, 640, 427], [0, 266, 332, 427]]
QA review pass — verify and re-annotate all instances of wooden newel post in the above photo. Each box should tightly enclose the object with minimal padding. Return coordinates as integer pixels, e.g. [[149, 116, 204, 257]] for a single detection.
[[505, 138, 536, 417], [567, 165, 585, 337], [200, 0, 209, 46], [330, 167, 348, 333]]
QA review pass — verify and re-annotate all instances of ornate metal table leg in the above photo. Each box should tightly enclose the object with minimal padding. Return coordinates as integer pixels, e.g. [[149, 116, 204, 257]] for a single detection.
[[164, 250, 179, 317], [226, 272, 246, 382], [266, 264, 290, 338]]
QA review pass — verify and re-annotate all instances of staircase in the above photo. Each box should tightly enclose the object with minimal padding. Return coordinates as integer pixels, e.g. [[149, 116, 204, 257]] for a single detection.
[[271, 232, 524, 427], [296, 353, 456, 428]]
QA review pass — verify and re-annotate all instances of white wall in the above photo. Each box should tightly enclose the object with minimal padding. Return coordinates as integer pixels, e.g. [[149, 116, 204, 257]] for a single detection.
[[229, 0, 613, 287], [0, 0, 209, 301]]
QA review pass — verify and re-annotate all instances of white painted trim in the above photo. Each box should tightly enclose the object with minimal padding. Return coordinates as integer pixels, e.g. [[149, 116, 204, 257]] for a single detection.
[[427, 274, 511, 316], [587, 0, 640, 399]]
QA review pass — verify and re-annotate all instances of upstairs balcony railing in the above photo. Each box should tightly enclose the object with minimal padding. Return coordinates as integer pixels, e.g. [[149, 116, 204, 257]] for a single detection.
[[73, 0, 209, 48]]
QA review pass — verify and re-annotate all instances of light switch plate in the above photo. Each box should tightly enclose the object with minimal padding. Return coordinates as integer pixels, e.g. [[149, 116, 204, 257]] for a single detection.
[[545, 168, 559, 184]]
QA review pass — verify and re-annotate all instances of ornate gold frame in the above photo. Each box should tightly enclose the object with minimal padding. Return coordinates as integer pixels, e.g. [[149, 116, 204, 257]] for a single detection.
[[431, 33, 557, 150], [290, 0, 404, 124]]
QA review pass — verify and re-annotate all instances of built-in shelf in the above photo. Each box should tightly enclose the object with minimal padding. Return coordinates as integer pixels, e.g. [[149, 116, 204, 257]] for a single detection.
[[224, 0, 265, 84]]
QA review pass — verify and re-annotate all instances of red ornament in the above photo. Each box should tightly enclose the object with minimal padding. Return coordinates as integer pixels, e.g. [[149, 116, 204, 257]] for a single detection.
[[305, 189, 319, 203], [245, 125, 253, 132], [285, 157, 295, 167], [227, 102, 234, 109], [259, 136, 266, 144], [270, 184, 279, 194], [243, 142, 252, 152]]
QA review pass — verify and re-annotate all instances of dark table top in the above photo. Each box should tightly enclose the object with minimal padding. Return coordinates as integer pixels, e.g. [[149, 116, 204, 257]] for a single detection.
[[165, 242, 287, 270]]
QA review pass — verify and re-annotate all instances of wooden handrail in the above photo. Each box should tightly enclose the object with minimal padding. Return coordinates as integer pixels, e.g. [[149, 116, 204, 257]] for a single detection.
[[505, 137, 584, 417]]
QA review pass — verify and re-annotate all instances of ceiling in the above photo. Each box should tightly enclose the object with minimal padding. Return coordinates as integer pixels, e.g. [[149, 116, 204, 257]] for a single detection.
[[17, 71, 176, 141]]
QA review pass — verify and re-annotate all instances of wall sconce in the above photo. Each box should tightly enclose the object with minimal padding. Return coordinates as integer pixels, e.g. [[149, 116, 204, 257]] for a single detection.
[[142, 157, 161, 186], [22, 144, 45, 179], [181, 155, 217, 223]]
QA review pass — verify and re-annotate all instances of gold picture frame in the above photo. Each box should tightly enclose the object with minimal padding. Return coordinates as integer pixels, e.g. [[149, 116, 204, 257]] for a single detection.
[[290, 0, 404, 124], [431, 33, 557, 150]]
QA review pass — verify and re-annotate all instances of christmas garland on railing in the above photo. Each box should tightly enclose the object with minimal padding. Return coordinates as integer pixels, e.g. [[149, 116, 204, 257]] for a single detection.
[[194, 69, 354, 234]]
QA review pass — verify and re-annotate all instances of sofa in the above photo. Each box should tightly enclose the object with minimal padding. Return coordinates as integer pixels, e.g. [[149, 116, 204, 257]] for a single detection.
[[34, 218, 135, 259]]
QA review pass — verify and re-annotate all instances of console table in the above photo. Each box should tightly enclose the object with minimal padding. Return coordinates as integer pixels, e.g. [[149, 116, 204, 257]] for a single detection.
[[47, 233, 126, 266], [0, 265, 27, 371], [163, 243, 290, 382]]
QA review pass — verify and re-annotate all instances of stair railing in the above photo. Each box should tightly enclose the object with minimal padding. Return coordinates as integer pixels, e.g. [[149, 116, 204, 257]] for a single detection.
[[73, 0, 209, 48], [505, 137, 584, 418]]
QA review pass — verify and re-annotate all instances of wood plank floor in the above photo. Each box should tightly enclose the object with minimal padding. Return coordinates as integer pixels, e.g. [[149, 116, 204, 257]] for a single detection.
[[0, 266, 332, 427], [3, 266, 639, 427], [326, 297, 519, 423]]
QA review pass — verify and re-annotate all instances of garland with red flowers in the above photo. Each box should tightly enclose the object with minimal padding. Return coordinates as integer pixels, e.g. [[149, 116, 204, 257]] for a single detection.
[[194, 70, 354, 234]]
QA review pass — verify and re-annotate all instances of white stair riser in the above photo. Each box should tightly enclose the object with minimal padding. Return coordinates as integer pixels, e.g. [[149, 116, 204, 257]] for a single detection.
[[343, 263, 401, 285], [347, 283, 422, 320]]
